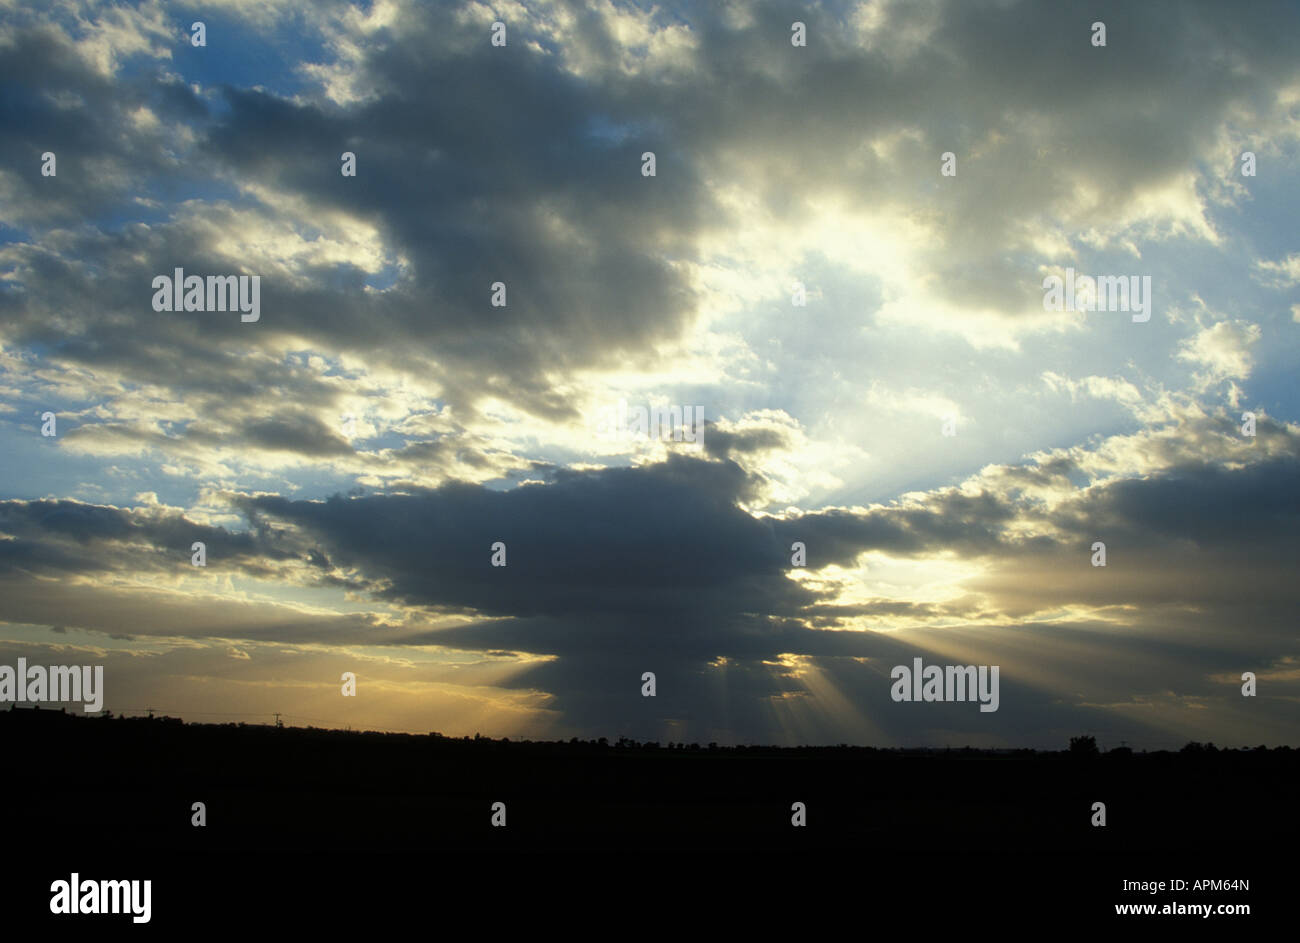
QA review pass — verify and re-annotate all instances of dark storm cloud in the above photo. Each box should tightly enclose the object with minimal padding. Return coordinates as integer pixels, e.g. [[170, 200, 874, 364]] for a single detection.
[[238, 454, 811, 619], [1065, 455, 1300, 554], [0, 433, 1298, 742], [242, 412, 354, 456], [193, 75, 711, 419], [701, 422, 789, 460], [6, 440, 1288, 649], [0, 497, 288, 578], [233, 442, 1297, 742], [769, 489, 1026, 565]]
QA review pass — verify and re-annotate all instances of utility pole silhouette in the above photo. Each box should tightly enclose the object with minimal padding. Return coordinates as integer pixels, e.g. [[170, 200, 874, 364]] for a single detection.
[[273, 712, 283, 728]]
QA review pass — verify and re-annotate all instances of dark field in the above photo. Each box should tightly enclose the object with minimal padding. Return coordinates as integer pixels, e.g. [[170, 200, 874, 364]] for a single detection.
[[3, 708, 1288, 928]]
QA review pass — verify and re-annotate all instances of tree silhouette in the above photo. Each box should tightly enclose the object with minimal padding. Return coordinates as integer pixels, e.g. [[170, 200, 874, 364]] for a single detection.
[[1069, 735, 1099, 755]]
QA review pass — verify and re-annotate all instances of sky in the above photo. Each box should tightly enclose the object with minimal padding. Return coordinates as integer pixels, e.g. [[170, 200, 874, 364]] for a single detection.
[[0, 0, 1297, 749]]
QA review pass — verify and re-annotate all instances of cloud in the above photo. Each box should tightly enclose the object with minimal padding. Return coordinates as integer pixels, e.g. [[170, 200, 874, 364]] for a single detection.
[[1255, 252, 1300, 288], [2, 0, 1299, 747], [3, 404, 1295, 744], [1176, 320, 1262, 388]]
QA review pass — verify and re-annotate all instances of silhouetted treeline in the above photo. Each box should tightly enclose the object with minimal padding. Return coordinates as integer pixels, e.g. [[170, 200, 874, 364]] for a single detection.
[[5, 705, 1295, 856]]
